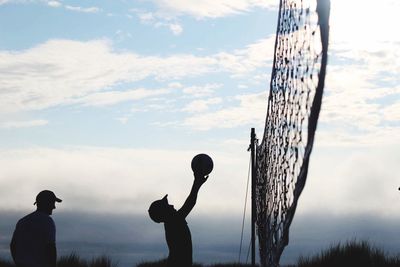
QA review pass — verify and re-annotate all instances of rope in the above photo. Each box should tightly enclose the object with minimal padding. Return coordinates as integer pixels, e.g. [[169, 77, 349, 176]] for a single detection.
[[238, 155, 252, 263], [246, 239, 252, 264]]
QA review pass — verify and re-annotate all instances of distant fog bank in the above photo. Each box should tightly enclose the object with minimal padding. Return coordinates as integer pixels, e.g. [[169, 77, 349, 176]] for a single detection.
[[1, 210, 400, 267]]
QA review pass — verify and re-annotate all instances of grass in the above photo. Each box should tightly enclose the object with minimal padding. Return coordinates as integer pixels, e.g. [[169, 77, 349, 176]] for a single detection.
[[135, 258, 253, 267], [57, 253, 118, 267], [297, 240, 400, 267], [0, 240, 399, 267], [0, 253, 118, 267]]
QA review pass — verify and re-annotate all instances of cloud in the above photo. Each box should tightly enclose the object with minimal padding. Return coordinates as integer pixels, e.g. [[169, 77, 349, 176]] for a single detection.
[[116, 117, 129, 124], [74, 88, 170, 107], [167, 82, 183, 89], [383, 102, 400, 122], [294, 144, 400, 217], [65, 5, 101, 13], [0, 39, 213, 113], [47, 1, 61, 8], [183, 92, 267, 130], [0, 146, 250, 215], [215, 37, 275, 75], [133, 10, 184, 35], [316, 40, 400, 146], [309, 0, 400, 147], [0, 37, 274, 113], [169, 23, 183, 35], [182, 97, 222, 113], [182, 83, 222, 97], [330, 0, 400, 44], [149, 0, 278, 19], [0, 119, 48, 129]]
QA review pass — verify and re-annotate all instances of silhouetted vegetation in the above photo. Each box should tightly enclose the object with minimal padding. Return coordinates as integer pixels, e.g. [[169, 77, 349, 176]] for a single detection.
[[297, 240, 400, 267], [0, 253, 118, 267], [136, 259, 252, 267], [58, 253, 117, 267], [1, 240, 400, 267], [136, 258, 201, 267]]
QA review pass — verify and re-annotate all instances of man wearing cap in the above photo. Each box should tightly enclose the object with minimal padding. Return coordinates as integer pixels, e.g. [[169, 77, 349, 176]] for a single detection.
[[148, 172, 208, 267], [10, 190, 62, 267]]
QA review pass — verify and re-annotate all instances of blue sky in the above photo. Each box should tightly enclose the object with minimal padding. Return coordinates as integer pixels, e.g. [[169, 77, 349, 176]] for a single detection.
[[0, 0, 400, 266]]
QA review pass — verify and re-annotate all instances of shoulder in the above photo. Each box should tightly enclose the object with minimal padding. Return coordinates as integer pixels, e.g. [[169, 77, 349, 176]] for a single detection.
[[16, 211, 36, 226]]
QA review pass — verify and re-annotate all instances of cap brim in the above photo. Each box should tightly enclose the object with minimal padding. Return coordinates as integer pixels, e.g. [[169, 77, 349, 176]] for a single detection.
[[55, 197, 62, 203]]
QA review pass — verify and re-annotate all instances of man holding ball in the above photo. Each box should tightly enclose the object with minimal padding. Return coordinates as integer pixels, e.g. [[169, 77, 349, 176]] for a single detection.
[[148, 154, 213, 267]]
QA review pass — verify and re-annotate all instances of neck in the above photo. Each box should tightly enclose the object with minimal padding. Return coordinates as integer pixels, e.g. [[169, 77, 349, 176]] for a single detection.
[[37, 207, 51, 215]]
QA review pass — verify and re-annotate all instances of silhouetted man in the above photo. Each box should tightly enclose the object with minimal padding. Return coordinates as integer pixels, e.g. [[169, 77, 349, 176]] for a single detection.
[[148, 172, 208, 267], [10, 190, 62, 267]]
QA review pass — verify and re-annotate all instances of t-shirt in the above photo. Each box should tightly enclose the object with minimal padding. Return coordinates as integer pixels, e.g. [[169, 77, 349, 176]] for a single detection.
[[164, 213, 192, 267], [12, 211, 56, 267]]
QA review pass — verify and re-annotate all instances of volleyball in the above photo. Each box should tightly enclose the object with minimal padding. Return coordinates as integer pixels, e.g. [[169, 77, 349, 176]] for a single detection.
[[191, 154, 213, 176]]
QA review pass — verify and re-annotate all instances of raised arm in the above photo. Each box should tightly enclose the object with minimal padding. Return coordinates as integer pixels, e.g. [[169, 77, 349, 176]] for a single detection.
[[178, 173, 208, 218]]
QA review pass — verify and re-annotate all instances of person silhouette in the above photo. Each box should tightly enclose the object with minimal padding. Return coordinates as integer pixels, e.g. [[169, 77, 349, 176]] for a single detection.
[[148, 172, 208, 267], [10, 190, 62, 267]]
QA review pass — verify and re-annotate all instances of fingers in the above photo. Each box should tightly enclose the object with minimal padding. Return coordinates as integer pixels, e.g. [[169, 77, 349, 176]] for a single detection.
[[194, 172, 209, 182]]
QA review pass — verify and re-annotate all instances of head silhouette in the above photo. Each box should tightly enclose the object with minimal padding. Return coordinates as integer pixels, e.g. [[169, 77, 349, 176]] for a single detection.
[[34, 190, 62, 215], [148, 195, 175, 223]]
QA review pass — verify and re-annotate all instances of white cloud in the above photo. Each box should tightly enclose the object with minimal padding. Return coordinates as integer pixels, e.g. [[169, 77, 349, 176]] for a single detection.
[[0, 119, 48, 129], [134, 10, 184, 35], [297, 144, 400, 217], [383, 102, 400, 122], [150, 0, 277, 19], [330, 0, 400, 45], [312, 0, 400, 147], [47, 1, 60, 7], [74, 88, 170, 107], [0, 38, 273, 113], [182, 83, 222, 97], [0, 146, 249, 214], [0, 39, 212, 113], [137, 11, 155, 23], [0, 143, 398, 219], [183, 92, 267, 130], [316, 40, 400, 146], [168, 82, 183, 89], [65, 5, 101, 13], [182, 97, 222, 113], [169, 23, 183, 35], [215, 36, 275, 74], [116, 117, 129, 124]]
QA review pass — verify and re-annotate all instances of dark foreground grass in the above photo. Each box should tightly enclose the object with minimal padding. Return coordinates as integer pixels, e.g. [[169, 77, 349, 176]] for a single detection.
[[297, 240, 400, 267], [57, 253, 118, 267], [0, 253, 118, 267], [136, 258, 253, 267], [1, 240, 399, 267]]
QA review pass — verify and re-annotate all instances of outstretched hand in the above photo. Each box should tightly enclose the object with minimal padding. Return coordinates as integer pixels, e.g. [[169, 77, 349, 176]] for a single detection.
[[194, 172, 208, 186]]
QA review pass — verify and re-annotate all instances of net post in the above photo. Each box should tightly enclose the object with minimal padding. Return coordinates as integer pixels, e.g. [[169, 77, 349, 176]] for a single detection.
[[250, 128, 256, 266]]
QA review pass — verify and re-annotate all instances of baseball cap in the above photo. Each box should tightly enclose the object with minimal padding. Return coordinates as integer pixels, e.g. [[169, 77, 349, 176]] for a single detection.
[[34, 190, 62, 205]]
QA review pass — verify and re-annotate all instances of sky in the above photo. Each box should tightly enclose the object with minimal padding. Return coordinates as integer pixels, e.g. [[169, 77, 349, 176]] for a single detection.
[[0, 0, 400, 266]]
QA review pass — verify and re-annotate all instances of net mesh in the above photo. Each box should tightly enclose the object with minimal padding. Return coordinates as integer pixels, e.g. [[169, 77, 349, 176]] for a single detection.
[[255, 0, 330, 266]]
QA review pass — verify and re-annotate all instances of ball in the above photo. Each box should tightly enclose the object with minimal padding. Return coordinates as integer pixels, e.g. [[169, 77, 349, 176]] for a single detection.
[[191, 154, 213, 176]]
